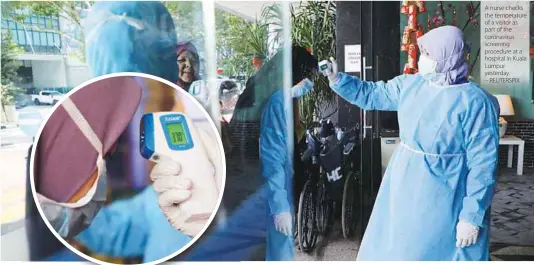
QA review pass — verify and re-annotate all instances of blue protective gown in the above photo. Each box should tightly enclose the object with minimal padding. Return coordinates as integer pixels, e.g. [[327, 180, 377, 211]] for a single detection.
[[332, 73, 499, 261], [75, 186, 192, 263], [259, 90, 295, 261], [84, 1, 178, 83]]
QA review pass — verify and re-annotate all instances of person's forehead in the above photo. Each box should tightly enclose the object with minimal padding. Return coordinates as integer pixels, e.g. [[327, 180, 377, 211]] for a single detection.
[[178, 50, 193, 58]]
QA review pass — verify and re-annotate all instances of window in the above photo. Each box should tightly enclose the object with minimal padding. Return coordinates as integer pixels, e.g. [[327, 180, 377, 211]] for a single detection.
[[45, 18, 53, 29], [25, 30, 32, 45], [10, 29, 18, 42], [41, 92, 50, 96], [32, 31, 40, 44], [53, 34, 60, 46], [17, 30, 26, 44], [40, 32, 47, 45], [47, 33, 54, 46], [52, 19, 59, 29]]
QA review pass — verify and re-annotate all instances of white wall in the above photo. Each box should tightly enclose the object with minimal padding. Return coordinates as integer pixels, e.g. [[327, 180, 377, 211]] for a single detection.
[[32, 60, 67, 88], [66, 64, 92, 87], [31, 59, 91, 89]]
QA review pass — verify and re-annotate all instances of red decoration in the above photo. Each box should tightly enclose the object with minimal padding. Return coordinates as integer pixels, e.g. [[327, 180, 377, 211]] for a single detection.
[[401, 0, 410, 14], [415, 1, 426, 12], [217, 68, 224, 75], [252, 57, 263, 70], [401, 27, 412, 51], [407, 45, 418, 69], [400, 1, 425, 74], [416, 25, 425, 38], [306, 47, 313, 54]]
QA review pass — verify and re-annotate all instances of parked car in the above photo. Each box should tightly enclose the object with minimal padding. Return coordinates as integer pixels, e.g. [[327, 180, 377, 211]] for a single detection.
[[31, 91, 65, 105], [15, 94, 32, 109]]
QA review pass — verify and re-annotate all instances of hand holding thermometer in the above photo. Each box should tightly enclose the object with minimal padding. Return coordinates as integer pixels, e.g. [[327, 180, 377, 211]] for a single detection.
[[318, 60, 333, 77], [140, 112, 218, 224]]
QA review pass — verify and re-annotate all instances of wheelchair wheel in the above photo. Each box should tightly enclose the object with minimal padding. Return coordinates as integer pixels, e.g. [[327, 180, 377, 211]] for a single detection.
[[342, 174, 357, 238], [297, 180, 318, 252], [316, 179, 330, 234]]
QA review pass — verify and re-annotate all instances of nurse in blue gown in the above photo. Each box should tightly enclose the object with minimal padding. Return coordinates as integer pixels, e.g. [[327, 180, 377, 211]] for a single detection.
[[260, 46, 318, 260], [322, 26, 500, 261]]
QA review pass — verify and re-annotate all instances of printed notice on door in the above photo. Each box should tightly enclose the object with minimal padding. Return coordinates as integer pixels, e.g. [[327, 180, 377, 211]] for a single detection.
[[481, 1, 530, 87], [345, 45, 361, 73]]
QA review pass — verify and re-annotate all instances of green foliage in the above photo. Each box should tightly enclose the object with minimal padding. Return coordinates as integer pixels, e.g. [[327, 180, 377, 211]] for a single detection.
[[1, 33, 23, 106], [263, 1, 337, 125], [164, 1, 205, 46], [217, 12, 268, 77]]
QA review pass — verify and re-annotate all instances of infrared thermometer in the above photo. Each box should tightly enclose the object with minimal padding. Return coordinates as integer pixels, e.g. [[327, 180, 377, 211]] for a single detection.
[[318, 60, 333, 77], [140, 112, 218, 223]]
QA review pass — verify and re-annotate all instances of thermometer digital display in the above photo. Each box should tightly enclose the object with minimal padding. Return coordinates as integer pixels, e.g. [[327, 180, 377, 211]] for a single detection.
[[167, 123, 187, 145]]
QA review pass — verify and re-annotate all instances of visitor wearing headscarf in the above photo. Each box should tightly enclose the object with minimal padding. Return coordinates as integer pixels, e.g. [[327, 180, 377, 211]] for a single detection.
[[321, 26, 499, 261], [176, 41, 201, 92]]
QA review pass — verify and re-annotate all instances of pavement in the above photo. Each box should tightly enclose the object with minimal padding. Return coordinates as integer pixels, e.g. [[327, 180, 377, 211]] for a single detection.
[[0, 105, 52, 232]]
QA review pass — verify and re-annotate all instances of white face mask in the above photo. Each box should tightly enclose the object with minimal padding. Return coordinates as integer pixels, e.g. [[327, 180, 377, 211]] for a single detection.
[[418, 54, 437, 76]]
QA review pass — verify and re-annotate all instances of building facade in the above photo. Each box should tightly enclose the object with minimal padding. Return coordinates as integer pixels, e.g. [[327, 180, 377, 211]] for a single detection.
[[1, 8, 91, 94]]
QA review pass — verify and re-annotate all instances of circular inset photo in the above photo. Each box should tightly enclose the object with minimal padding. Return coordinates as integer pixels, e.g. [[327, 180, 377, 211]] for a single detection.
[[29, 73, 226, 265]]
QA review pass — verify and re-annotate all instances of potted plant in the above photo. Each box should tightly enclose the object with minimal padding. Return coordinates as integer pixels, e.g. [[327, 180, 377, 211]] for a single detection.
[[262, 1, 337, 126], [1, 33, 23, 128], [1, 83, 22, 127]]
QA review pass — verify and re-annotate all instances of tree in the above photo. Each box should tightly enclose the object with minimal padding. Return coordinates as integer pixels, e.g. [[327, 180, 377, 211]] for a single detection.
[[1, 33, 23, 121], [263, 1, 337, 125], [215, 11, 267, 78]]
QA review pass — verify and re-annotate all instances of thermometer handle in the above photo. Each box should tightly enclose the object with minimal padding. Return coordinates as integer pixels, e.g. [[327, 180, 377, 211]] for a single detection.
[[152, 133, 218, 224]]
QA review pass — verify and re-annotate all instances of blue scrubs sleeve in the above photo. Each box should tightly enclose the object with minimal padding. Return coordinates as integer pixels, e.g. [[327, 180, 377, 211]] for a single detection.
[[459, 96, 500, 227], [331, 73, 403, 111], [260, 97, 290, 216], [75, 188, 151, 257]]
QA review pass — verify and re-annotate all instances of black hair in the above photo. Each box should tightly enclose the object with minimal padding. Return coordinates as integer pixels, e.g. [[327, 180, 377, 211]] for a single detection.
[[291, 46, 318, 86]]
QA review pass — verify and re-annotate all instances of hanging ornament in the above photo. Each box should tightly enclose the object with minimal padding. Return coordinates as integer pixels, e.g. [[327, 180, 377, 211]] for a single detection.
[[427, 14, 431, 30], [403, 63, 413, 74], [401, 27, 412, 51], [415, 1, 426, 12], [401, 0, 411, 14], [416, 24, 425, 38], [407, 5, 419, 31], [400, 2, 425, 75], [407, 44, 418, 69]]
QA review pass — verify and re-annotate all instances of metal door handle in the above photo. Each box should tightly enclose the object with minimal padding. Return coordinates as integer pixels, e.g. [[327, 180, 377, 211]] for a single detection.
[[362, 56, 373, 139]]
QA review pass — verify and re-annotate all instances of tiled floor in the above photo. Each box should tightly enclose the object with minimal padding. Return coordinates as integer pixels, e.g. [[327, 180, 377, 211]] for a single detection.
[[489, 168, 534, 261], [491, 168, 534, 246]]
